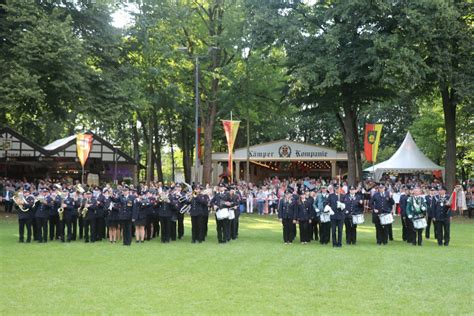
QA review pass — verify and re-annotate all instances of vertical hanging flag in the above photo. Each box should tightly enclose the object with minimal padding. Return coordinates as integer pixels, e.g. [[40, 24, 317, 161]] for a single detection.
[[364, 124, 383, 162], [222, 120, 240, 183], [77, 133, 93, 167]]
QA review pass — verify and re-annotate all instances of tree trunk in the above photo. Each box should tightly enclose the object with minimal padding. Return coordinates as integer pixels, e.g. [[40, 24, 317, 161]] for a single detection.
[[152, 111, 164, 182], [440, 84, 457, 192], [146, 118, 153, 185], [202, 115, 215, 185], [131, 119, 141, 183], [342, 106, 357, 186], [180, 124, 192, 183], [167, 115, 175, 182]]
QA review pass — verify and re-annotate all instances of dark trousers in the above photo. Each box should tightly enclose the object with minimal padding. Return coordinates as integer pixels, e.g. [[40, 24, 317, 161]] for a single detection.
[[299, 220, 311, 243], [435, 220, 450, 245], [64, 218, 73, 241], [177, 214, 184, 239], [231, 214, 240, 239], [311, 219, 319, 240], [375, 222, 389, 244], [388, 224, 393, 240], [84, 218, 96, 242], [159, 217, 171, 243], [412, 227, 423, 245], [170, 219, 177, 241], [344, 217, 357, 244], [191, 215, 206, 242], [406, 218, 414, 243], [426, 217, 436, 239], [95, 216, 105, 241], [320, 222, 331, 244], [78, 216, 84, 239], [331, 219, 343, 246], [122, 219, 132, 245], [33, 218, 39, 241], [58, 219, 65, 241], [204, 215, 209, 237], [216, 218, 229, 243], [402, 217, 409, 241], [49, 214, 59, 240], [5, 201, 14, 213], [70, 215, 78, 240], [282, 218, 293, 243], [36, 217, 48, 242], [19, 218, 32, 242]]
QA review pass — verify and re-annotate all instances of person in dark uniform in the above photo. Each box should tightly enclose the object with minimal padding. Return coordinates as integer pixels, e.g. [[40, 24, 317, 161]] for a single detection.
[[315, 186, 330, 244], [425, 187, 438, 239], [399, 186, 411, 243], [434, 186, 451, 246], [119, 187, 135, 246], [82, 191, 97, 243], [95, 189, 108, 242], [278, 188, 296, 244], [145, 189, 158, 241], [50, 188, 61, 241], [108, 189, 121, 243], [343, 185, 363, 245], [190, 185, 210, 243], [370, 184, 394, 245], [296, 192, 312, 244], [175, 185, 186, 240], [158, 188, 173, 243], [211, 184, 231, 244], [16, 187, 35, 243], [326, 185, 344, 247], [35, 188, 53, 243], [71, 190, 82, 241], [133, 190, 150, 243], [56, 188, 70, 242], [62, 189, 79, 242], [169, 186, 180, 241], [228, 186, 241, 240], [309, 190, 319, 241], [406, 186, 427, 246]]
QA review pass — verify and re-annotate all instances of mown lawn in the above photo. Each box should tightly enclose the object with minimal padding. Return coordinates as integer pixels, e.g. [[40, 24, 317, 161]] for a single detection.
[[1, 213, 473, 315]]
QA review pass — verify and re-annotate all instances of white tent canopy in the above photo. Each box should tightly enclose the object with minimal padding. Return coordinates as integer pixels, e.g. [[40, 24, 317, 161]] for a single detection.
[[364, 131, 444, 181]]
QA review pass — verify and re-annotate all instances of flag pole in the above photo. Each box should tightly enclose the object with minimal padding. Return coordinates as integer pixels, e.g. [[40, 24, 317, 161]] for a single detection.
[[230, 111, 233, 183]]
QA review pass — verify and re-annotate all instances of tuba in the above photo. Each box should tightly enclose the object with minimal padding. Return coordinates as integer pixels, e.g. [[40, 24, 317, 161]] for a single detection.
[[13, 192, 29, 212]]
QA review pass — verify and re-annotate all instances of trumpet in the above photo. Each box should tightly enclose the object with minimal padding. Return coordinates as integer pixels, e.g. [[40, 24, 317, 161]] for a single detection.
[[13, 192, 29, 212], [75, 184, 85, 194]]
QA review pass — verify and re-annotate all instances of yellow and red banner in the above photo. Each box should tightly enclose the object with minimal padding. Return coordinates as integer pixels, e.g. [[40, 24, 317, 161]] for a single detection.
[[77, 133, 93, 167], [364, 124, 383, 162], [222, 120, 240, 183]]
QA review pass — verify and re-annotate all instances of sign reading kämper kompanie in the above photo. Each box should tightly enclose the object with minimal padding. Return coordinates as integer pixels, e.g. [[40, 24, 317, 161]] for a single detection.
[[212, 140, 347, 161]]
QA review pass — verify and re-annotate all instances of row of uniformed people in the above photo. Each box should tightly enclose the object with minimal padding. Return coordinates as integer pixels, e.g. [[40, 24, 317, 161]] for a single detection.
[[399, 185, 452, 246], [15, 184, 215, 245], [278, 185, 364, 247]]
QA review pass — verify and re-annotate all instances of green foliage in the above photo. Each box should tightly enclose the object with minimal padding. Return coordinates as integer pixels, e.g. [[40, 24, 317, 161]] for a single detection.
[[1, 215, 473, 314]]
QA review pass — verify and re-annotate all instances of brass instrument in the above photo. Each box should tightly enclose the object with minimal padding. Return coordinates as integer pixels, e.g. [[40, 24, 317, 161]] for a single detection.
[[158, 192, 170, 203], [75, 184, 85, 194], [80, 198, 91, 218], [13, 192, 29, 212]]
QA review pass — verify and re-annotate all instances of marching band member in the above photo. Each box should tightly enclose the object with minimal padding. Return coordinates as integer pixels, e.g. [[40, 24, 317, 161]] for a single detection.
[[309, 190, 319, 241], [133, 190, 149, 243], [343, 186, 363, 245], [145, 189, 158, 241], [315, 186, 330, 245], [16, 187, 35, 243], [228, 186, 241, 240], [296, 191, 312, 244], [190, 185, 210, 243], [158, 187, 173, 243], [425, 187, 438, 239], [82, 190, 97, 243], [118, 187, 135, 246], [108, 189, 121, 243], [169, 185, 185, 240], [95, 188, 108, 242], [326, 185, 344, 248], [50, 188, 61, 241], [35, 188, 53, 243], [406, 186, 427, 246], [399, 186, 411, 243], [370, 184, 394, 245], [278, 188, 296, 244], [211, 184, 230, 244], [62, 189, 78, 242], [434, 186, 451, 246]]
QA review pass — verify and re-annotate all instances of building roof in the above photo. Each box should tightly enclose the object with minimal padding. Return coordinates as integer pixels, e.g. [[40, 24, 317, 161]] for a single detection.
[[43, 135, 77, 151]]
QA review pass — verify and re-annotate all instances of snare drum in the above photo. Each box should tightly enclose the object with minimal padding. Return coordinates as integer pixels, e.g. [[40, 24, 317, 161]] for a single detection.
[[352, 214, 365, 225], [320, 212, 331, 223], [228, 209, 235, 220], [216, 208, 230, 220], [379, 213, 394, 225], [413, 217, 427, 229]]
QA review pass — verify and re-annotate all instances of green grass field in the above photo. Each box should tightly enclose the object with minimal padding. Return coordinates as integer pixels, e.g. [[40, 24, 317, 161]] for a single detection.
[[1, 213, 473, 315]]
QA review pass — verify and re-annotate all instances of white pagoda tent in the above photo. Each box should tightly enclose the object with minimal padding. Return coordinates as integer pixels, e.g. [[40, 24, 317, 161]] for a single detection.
[[364, 131, 444, 181]]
